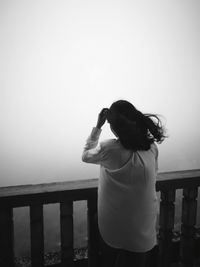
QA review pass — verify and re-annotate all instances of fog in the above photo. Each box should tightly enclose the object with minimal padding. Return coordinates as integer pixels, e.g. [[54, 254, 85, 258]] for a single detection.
[[1, 0, 200, 187]]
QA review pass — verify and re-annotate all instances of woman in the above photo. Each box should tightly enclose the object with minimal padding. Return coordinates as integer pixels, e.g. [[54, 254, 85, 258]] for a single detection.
[[82, 100, 166, 267]]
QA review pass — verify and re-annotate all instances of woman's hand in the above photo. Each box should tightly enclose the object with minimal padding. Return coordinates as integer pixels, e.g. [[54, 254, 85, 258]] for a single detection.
[[96, 108, 109, 129]]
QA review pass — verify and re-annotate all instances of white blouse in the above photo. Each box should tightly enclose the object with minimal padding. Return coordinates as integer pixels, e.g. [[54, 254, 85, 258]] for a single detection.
[[82, 127, 159, 252]]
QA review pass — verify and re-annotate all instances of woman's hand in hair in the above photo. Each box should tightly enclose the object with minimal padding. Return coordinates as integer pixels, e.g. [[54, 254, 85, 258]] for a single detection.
[[96, 108, 109, 129]]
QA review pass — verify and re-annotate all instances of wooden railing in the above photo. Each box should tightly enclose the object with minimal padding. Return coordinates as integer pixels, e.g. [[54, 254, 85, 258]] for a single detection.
[[0, 169, 200, 267]]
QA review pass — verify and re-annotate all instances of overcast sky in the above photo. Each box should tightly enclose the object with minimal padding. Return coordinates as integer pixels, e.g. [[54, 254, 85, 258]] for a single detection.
[[1, 0, 200, 186]]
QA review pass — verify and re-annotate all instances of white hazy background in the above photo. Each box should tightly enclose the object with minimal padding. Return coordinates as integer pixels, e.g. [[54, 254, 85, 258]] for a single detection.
[[1, 0, 200, 187]]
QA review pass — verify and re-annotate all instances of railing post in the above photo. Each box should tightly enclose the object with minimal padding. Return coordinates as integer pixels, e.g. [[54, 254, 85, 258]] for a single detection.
[[87, 192, 99, 267], [30, 204, 44, 267], [158, 189, 175, 267], [60, 201, 74, 267], [0, 207, 14, 267], [180, 187, 198, 267]]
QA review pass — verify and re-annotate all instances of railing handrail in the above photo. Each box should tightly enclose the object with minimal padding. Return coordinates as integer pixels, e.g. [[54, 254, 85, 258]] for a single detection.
[[0, 178, 98, 198], [156, 169, 200, 190], [0, 169, 200, 209], [0, 169, 200, 198]]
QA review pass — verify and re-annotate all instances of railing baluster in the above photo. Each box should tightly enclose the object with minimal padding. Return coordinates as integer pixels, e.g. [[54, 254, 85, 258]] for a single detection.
[[60, 201, 74, 267], [158, 189, 175, 267], [0, 207, 14, 267], [180, 187, 198, 267], [87, 193, 99, 267], [30, 204, 44, 267]]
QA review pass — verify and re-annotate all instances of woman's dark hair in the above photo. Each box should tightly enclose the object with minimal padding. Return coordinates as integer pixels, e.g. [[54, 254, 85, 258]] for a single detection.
[[108, 100, 167, 151]]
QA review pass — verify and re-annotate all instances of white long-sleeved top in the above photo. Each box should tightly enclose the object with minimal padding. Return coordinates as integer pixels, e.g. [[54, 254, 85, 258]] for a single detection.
[[82, 127, 158, 252]]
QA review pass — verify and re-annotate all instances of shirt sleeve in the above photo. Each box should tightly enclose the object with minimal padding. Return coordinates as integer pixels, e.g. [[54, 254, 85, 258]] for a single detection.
[[82, 127, 107, 164]]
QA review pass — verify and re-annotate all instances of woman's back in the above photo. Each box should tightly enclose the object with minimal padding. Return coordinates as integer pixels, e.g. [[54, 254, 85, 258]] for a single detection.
[[98, 140, 158, 252], [99, 139, 133, 170]]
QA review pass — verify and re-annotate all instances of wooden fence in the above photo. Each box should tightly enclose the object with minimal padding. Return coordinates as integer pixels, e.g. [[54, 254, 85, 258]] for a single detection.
[[0, 169, 200, 267]]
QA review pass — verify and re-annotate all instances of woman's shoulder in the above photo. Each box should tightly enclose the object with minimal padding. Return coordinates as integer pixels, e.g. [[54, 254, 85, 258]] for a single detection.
[[100, 138, 119, 149]]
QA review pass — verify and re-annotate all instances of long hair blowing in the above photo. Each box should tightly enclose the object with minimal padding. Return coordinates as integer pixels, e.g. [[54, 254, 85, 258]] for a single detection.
[[109, 100, 166, 151]]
